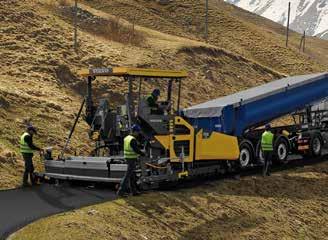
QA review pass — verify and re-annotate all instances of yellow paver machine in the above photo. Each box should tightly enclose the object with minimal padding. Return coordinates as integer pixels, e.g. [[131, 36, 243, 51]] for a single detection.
[[38, 67, 239, 189]]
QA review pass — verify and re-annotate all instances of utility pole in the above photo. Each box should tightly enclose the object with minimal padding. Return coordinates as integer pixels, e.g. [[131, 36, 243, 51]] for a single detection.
[[299, 33, 304, 52], [74, 0, 78, 52], [302, 30, 306, 52], [286, 2, 291, 47], [205, 0, 208, 41], [299, 31, 306, 52]]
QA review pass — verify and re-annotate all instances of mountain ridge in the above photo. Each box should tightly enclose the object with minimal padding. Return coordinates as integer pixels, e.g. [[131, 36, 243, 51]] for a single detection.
[[226, 0, 328, 39]]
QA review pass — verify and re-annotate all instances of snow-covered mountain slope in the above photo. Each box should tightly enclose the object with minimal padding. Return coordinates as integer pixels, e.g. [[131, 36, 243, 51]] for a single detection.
[[225, 0, 328, 39]]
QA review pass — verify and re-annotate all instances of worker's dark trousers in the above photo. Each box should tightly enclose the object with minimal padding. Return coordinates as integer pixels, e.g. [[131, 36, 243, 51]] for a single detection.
[[118, 159, 138, 195], [22, 153, 35, 185], [263, 151, 273, 176]]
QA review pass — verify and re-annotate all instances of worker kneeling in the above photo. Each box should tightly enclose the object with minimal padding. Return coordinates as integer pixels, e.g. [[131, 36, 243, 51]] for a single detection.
[[261, 124, 274, 177], [117, 124, 145, 197]]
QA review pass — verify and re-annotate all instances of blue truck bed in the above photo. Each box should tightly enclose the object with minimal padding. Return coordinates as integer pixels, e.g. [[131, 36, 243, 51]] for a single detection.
[[184, 73, 328, 136]]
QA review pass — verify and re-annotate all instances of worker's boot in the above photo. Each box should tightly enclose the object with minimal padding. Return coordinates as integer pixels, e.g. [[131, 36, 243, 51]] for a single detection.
[[266, 168, 271, 176], [117, 191, 129, 197], [132, 191, 141, 196], [30, 173, 39, 186], [32, 178, 41, 186], [22, 172, 30, 187], [116, 187, 129, 197], [233, 174, 240, 180]]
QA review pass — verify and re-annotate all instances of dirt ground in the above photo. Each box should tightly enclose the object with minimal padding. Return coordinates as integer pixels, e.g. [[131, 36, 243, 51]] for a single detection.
[[10, 159, 328, 240]]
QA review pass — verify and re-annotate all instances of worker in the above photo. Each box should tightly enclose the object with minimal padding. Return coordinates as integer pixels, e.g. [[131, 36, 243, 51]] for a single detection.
[[19, 125, 43, 187], [117, 124, 145, 197], [261, 124, 274, 177], [146, 89, 162, 114]]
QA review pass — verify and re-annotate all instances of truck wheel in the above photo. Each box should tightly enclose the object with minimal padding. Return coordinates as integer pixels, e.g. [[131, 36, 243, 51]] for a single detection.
[[239, 141, 254, 168], [274, 137, 289, 163], [309, 135, 322, 157]]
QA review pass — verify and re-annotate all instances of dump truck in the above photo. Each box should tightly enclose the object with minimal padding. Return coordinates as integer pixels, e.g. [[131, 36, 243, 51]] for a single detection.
[[185, 72, 328, 167], [37, 68, 328, 189]]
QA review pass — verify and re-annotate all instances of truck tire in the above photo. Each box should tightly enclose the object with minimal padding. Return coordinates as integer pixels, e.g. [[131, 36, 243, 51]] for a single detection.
[[274, 137, 289, 164], [309, 134, 322, 157], [239, 140, 254, 168]]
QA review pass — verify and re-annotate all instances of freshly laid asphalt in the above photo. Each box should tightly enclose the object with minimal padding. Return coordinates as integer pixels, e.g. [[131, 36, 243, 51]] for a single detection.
[[0, 184, 117, 239]]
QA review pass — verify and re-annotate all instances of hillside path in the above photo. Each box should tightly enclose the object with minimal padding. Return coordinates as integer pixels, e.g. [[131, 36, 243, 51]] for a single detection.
[[0, 184, 116, 239]]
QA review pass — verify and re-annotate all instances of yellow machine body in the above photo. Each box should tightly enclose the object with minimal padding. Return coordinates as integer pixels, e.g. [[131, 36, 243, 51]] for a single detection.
[[155, 116, 240, 163], [195, 130, 239, 160]]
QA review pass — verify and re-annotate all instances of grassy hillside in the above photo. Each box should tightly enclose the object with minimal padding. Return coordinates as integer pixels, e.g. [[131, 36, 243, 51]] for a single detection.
[[1, 0, 328, 239], [82, 0, 328, 74]]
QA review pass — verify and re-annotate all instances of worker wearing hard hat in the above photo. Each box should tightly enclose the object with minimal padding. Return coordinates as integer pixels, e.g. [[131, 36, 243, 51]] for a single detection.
[[117, 124, 145, 197], [261, 124, 274, 177], [147, 89, 160, 107], [147, 89, 163, 114], [19, 125, 43, 187]]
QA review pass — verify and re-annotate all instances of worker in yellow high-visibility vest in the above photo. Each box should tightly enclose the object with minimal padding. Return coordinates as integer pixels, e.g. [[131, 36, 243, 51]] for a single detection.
[[261, 124, 274, 177], [117, 124, 145, 197], [19, 125, 43, 187]]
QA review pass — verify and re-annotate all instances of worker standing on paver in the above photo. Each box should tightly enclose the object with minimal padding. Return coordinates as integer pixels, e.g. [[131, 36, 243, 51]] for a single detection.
[[20, 125, 43, 187], [261, 124, 274, 177], [117, 124, 145, 197]]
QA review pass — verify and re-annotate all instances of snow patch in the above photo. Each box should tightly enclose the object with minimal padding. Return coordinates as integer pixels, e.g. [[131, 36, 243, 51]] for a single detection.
[[225, 0, 328, 39]]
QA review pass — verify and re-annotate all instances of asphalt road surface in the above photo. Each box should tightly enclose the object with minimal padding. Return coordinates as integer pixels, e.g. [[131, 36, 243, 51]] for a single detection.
[[0, 184, 116, 239]]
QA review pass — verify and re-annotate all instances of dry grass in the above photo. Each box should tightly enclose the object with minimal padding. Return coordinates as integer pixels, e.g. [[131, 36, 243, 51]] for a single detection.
[[43, 0, 70, 8], [58, 0, 70, 7], [86, 16, 145, 47], [53, 3, 146, 47], [82, 0, 328, 74]]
